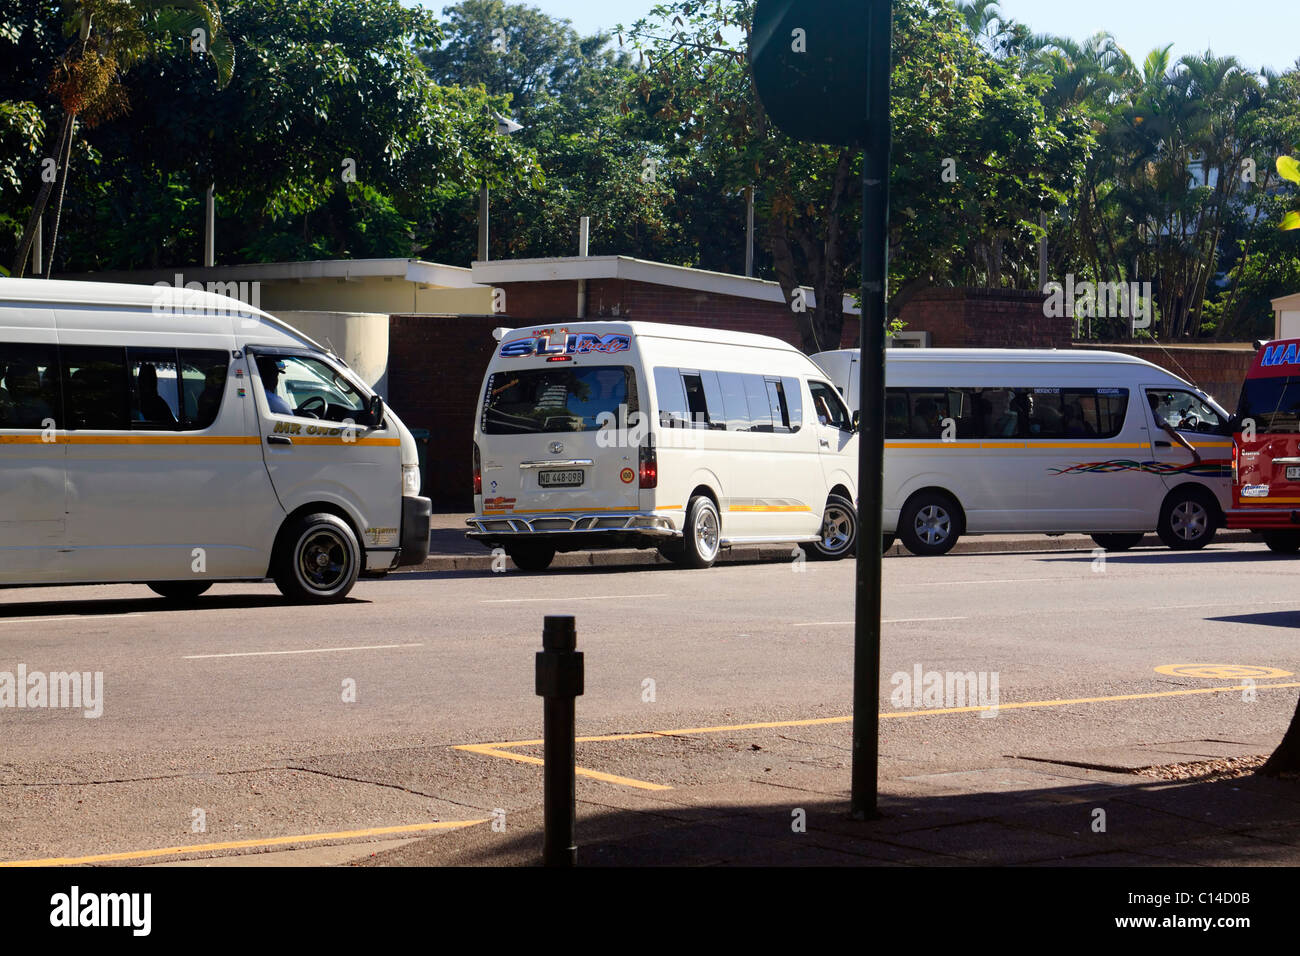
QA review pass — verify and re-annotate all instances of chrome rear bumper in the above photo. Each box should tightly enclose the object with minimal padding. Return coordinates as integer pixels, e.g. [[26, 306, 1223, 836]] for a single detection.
[[466, 512, 678, 537]]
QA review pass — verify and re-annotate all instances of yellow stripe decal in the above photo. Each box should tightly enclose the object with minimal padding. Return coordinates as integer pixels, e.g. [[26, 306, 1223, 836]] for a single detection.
[[1, 434, 397, 447], [728, 505, 812, 513]]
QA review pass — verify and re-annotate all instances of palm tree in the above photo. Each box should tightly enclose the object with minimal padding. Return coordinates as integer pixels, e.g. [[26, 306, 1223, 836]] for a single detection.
[[11, 0, 234, 278]]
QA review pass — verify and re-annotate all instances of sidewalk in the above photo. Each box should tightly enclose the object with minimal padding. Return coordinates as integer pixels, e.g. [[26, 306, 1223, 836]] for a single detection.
[[357, 738, 1300, 867], [412, 513, 1262, 573]]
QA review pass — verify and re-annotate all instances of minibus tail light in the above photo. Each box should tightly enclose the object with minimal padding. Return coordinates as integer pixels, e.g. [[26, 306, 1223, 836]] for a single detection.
[[1232, 441, 1238, 485], [639, 440, 657, 489], [473, 443, 482, 496]]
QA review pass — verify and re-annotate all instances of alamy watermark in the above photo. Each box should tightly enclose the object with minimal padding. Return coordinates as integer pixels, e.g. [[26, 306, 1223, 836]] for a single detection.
[[890, 664, 999, 715], [1043, 275, 1152, 329], [151, 273, 261, 319], [0, 664, 103, 718]]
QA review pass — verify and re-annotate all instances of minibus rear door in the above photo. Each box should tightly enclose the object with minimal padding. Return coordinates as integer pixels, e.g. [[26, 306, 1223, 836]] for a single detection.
[[479, 360, 641, 518]]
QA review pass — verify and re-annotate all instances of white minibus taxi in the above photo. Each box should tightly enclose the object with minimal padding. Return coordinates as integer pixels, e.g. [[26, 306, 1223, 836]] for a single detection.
[[0, 278, 430, 602], [468, 321, 859, 569], [811, 348, 1233, 555]]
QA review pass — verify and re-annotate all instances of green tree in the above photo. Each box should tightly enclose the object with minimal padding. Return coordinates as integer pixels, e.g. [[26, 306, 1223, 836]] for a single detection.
[[622, 0, 1090, 352], [8, 0, 233, 277]]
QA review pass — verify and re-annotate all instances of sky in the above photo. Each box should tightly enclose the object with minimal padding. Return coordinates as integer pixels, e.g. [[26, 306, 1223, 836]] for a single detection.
[[408, 0, 1300, 74]]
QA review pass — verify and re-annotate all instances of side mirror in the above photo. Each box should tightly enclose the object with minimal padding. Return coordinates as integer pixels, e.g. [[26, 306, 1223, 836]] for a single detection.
[[852, 410, 861, 432], [362, 394, 384, 429]]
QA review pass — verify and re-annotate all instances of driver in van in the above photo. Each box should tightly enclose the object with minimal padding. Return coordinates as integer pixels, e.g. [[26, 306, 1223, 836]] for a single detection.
[[256, 356, 293, 415]]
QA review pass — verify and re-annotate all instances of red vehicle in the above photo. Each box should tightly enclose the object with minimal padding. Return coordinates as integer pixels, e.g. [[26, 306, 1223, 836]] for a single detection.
[[1227, 338, 1300, 552]]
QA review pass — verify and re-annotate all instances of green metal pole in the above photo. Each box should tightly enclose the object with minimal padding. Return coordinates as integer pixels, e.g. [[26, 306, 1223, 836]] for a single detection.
[[850, 0, 892, 820]]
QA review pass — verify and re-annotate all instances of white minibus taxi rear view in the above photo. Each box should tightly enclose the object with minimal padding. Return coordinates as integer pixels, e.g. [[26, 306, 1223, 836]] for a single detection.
[[0, 278, 430, 602], [468, 321, 859, 569], [811, 348, 1233, 555]]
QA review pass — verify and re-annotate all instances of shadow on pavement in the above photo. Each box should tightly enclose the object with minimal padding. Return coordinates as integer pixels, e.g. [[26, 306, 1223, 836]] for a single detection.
[[0, 593, 366, 618], [363, 770, 1300, 867]]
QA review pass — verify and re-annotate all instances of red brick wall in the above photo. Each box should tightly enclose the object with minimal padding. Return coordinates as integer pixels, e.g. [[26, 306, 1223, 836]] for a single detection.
[[900, 288, 1066, 349], [1074, 344, 1254, 408], [388, 314, 501, 509]]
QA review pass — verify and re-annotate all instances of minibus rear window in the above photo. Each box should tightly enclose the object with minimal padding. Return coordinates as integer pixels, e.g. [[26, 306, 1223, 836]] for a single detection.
[[483, 365, 638, 434], [1237, 378, 1300, 434]]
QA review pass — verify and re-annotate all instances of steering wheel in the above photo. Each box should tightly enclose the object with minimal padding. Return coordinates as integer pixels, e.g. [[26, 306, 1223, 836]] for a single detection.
[[296, 395, 327, 419], [1180, 414, 1199, 430]]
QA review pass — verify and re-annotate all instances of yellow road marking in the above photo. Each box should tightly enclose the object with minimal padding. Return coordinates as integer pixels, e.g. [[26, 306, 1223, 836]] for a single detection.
[[457, 681, 1300, 789], [0, 820, 487, 867], [455, 743, 671, 790], [1155, 664, 1293, 680]]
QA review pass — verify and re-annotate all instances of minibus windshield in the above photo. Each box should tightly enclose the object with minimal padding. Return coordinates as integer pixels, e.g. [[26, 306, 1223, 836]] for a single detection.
[[482, 365, 637, 434], [1237, 377, 1300, 434]]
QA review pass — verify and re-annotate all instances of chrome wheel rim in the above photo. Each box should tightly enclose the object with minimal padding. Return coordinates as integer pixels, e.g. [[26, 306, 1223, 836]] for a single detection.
[[695, 505, 720, 560], [915, 505, 951, 546], [296, 527, 351, 592], [1170, 501, 1208, 541], [819, 504, 854, 553]]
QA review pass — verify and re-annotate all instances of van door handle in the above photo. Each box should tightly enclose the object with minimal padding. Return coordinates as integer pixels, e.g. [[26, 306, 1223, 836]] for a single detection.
[[819, 439, 830, 448], [268, 436, 292, 446], [1154, 441, 1171, 448]]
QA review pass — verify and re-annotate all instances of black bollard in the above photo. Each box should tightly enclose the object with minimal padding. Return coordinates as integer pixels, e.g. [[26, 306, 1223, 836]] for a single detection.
[[535, 615, 583, 866]]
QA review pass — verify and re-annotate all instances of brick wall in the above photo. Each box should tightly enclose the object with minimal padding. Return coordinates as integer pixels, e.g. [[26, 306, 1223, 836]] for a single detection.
[[388, 314, 501, 509], [1073, 344, 1255, 408], [900, 288, 1067, 349]]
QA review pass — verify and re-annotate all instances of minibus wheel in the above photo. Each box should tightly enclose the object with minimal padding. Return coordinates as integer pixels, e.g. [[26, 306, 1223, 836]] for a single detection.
[[1156, 489, 1217, 551], [147, 582, 212, 602], [805, 494, 858, 560], [274, 513, 361, 602], [1090, 533, 1145, 552], [507, 543, 556, 571], [1263, 532, 1300, 554], [898, 491, 962, 556], [682, 495, 722, 568]]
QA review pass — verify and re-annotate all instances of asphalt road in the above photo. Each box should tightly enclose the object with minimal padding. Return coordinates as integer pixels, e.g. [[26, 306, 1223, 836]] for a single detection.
[[2, 540, 1298, 864]]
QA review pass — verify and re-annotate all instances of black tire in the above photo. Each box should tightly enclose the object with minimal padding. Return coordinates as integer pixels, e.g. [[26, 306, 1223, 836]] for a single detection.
[[507, 543, 556, 571], [272, 512, 361, 602], [898, 491, 962, 556], [804, 494, 859, 560], [147, 581, 212, 602], [1090, 533, 1145, 552], [1263, 532, 1300, 554], [681, 495, 722, 569], [1156, 488, 1218, 551], [883, 535, 897, 554]]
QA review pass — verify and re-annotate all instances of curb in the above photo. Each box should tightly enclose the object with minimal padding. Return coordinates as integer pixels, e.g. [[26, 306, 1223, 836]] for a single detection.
[[404, 530, 1262, 574]]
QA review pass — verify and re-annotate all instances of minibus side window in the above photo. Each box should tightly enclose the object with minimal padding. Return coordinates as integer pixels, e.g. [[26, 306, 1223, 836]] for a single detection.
[[681, 373, 711, 429], [0, 342, 60, 429], [1145, 388, 1221, 436], [700, 370, 727, 430], [906, 389, 949, 439], [61, 345, 129, 430], [743, 374, 774, 432], [781, 377, 802, 431], [885, 389, 909, 438], [809, 381, 851, 430], [128, 348, 180, 430], [980, 389, 1024, 438], [653, 367, 689, 428], [717, 372, 751, 431], [179, 350, 229, 430]]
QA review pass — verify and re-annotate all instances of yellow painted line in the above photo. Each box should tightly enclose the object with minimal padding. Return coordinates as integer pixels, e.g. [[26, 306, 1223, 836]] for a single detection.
[[455, 743, 671, 791], [0, 819, 488, 867], [457, 682, 1300, 789]]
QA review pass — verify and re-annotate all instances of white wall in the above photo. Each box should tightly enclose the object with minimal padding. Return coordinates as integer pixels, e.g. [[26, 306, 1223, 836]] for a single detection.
[[1278, 309, 1300, 340], [273, 311, 390, 397]]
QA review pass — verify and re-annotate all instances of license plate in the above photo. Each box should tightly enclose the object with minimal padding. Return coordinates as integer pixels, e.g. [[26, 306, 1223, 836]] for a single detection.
[[538, 469, 584, 488], [1288, 467, 1300, 480]]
